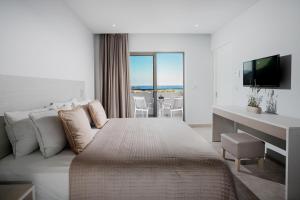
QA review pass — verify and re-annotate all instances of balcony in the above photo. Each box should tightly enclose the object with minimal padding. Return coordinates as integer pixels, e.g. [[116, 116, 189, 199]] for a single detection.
[[131, 88, 183, 120]]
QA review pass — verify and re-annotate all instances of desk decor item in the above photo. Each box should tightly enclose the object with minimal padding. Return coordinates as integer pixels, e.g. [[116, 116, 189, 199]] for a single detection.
[[265, 89, 278, 114], [247, 87, 263, 114]]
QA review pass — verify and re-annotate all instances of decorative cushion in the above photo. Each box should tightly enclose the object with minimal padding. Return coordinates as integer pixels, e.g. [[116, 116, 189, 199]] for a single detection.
[[29, 110, 67, 158], [4, 108, 47, 157], [72, 100, 93, 125], [58, 107, 95, 154], [88, 100, 108, 128]]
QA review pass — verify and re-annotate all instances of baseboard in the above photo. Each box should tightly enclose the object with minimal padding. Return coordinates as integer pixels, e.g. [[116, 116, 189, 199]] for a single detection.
[[189, 124, 212, 128]]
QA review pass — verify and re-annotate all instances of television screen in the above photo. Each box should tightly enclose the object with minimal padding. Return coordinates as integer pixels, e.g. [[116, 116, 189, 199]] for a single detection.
[[255, 55, 280, 87], [243, 55, 280, 87]]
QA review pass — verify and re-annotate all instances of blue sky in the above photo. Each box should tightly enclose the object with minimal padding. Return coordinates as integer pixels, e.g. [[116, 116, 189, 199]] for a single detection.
[[130, 53, 183, 86]]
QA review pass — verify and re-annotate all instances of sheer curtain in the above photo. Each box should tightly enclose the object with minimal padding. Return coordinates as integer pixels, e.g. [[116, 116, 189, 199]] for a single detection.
[[94, 34, 131, 118]]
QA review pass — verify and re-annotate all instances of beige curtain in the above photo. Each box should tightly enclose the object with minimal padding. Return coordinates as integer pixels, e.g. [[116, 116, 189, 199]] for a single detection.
[[94, 34, 131, 118]]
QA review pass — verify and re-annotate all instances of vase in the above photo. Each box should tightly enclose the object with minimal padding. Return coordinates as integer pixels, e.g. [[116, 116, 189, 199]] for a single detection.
[[247, 106, 262, 114]]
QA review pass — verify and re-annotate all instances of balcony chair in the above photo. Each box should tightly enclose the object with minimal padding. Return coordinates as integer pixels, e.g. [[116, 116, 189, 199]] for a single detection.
[[162, 96, 183, 118], [133, 96, 150, 118]]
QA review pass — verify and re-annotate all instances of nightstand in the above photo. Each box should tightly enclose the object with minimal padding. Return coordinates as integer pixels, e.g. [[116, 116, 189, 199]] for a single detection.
[[0, 183, 35, 200]]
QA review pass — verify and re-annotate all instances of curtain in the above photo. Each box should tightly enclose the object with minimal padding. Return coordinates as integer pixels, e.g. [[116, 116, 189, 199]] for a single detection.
[[94, 34, 131, 118]]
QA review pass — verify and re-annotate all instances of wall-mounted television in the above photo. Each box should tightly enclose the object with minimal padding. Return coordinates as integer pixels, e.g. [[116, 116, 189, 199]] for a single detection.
[[243, 55, 280, 87]]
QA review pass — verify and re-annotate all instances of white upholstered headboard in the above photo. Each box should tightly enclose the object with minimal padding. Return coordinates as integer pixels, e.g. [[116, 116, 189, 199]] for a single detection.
[[0, 74, 85, 158]]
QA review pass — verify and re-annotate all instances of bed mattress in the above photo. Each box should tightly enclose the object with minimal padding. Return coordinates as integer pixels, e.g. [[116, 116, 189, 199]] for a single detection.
[[0, 150, 74, 200], [0, 128, 100, 200]]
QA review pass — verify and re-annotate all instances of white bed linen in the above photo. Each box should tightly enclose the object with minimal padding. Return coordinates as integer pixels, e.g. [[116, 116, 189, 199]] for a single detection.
[[0, 150, 75, 200]]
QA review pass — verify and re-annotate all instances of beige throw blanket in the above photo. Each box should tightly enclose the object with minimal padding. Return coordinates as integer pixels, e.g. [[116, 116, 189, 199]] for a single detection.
[[70, 118, 237, 200]]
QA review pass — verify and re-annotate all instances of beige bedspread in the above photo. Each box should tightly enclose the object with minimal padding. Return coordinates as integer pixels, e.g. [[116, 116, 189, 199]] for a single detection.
[[70, 118, 237, 200]]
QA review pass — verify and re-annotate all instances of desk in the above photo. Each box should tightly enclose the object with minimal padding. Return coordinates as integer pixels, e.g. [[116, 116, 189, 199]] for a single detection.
[[212, 105, 300, 200]]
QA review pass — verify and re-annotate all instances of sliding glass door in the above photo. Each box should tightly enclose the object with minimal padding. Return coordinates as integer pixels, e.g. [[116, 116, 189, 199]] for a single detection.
[[156, 53, 184, 118], [130, 52, 184, 120], [130, 55, 156, 117]]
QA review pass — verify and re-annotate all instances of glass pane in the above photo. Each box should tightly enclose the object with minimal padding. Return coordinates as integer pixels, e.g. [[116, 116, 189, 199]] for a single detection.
[[156, 53, 184, 120], [130, 56, 153, 89], [130, 55, 154, 117]]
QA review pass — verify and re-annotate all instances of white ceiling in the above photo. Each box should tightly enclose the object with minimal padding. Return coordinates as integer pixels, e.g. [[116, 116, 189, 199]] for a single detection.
[[64, 0, 259, 33]]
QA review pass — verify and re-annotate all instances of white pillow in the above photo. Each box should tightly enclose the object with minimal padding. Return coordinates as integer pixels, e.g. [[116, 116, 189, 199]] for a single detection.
[[4, 108, 48, 157], [49, 98, 77, 110], [29, 110, 67, 158], [72, 99, 91, 108], [4, 108, 48, 125]]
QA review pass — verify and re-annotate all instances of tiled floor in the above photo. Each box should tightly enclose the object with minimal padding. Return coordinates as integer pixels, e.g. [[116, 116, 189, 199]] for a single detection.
[[192, 127, 285, 200]]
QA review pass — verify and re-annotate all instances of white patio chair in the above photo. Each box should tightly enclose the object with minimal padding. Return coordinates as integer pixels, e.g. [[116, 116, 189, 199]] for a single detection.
[[133, 96, 149, 118], [162, 97, 183, 118], [161, 98, 172, 117]]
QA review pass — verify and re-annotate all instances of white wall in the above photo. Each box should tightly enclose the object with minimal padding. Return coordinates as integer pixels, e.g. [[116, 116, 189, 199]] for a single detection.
[[129, 34, 213, 124], [212, 0, 300, 118], [0, 0, 94, 99]]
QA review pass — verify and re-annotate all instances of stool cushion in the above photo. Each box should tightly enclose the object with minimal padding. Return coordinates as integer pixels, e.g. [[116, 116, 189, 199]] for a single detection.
[[221, 133, 265, 159]]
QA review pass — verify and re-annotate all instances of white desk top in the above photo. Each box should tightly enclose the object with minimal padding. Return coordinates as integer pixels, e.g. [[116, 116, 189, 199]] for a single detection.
[[213, 105, 300, 130]]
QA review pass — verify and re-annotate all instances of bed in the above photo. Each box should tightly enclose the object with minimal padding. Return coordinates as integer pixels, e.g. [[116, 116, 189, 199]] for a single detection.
[[0, 75, 237, 200], [0, 118, 237, 200]]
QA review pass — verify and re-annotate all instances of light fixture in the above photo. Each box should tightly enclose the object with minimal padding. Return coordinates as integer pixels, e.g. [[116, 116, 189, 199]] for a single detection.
[[112, 24, 117, 27], [194, 24, 199, 28]]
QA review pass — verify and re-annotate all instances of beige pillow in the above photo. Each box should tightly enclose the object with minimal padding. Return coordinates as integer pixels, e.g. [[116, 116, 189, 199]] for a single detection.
[[88, 100, 108, 128], [58, 107, 95, 154], [72, 101, 93, 125], [80, 104, 93, 124]]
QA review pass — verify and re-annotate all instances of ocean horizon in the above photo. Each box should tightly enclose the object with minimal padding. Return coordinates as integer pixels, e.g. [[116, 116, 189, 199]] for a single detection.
[[131, 85, 183, 90]]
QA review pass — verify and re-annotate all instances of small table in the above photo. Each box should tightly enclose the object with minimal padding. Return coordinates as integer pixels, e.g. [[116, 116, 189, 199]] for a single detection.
[[0, 183, 35, 200]]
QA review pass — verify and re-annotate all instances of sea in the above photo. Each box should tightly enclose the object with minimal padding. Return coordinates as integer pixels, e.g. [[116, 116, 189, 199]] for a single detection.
[[131, 85, 183, 90]]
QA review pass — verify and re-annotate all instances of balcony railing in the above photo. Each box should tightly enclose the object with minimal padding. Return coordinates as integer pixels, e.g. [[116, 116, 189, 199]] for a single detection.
[[131, 89, 183, 119]]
